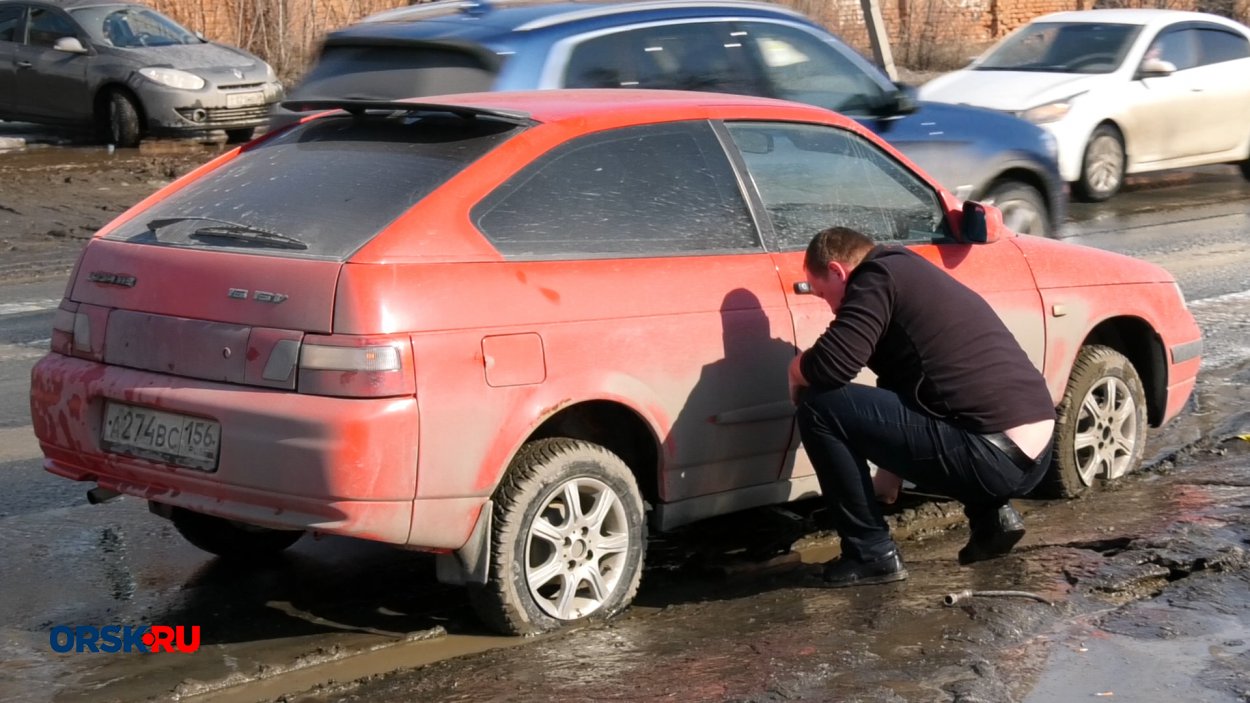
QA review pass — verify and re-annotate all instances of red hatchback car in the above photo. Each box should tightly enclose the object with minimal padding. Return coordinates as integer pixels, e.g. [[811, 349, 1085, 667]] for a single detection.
[[30, 90, 1201, 634]]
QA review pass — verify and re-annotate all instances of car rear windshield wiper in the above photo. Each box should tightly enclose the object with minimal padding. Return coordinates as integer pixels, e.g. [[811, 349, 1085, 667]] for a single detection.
[[147, 216, 308, 250]]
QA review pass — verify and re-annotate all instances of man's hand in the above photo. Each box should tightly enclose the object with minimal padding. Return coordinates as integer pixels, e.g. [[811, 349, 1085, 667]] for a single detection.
[[872, 468, 903, 505], [788, 354, 809, 405]]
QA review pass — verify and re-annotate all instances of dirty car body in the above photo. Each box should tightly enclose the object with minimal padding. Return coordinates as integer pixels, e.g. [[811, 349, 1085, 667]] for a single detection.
[[273, 0, 1065, 238], [0, 0, 283, 145], [30, 90, 1201, 635]]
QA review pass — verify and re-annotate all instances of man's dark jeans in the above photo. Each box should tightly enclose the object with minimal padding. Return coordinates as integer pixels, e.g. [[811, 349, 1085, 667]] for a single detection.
[[796, 383, 1052, 562]]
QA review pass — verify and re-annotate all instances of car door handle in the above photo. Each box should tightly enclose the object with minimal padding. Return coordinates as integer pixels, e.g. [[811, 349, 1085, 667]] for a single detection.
[[17, 61, 32, 69], [793, 281, 812, 294]]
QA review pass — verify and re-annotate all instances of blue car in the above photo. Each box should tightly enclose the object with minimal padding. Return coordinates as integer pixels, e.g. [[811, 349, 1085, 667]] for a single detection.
[[277, 0, 1066, 236]]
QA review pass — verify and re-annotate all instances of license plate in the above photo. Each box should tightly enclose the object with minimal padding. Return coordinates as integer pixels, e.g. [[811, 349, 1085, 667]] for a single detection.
[[226, 91, 265, 108], [102, 402, 220, 471]]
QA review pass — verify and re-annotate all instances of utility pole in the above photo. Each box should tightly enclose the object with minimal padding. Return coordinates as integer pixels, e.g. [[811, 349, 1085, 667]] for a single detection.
[[860, 0, 898, 81]]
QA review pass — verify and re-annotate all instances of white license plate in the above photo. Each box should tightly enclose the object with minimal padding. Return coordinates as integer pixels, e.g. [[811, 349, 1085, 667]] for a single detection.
[[226, 91, 265, 108], [102, 402, 220, 471]]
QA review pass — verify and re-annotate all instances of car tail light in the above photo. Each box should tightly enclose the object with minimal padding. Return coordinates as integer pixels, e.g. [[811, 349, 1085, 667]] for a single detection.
[[298, 334, 416, 398], [51, 301, 107, 360]]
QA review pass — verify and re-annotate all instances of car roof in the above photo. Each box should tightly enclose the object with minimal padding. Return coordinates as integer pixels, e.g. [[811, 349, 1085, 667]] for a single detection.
[[332, 0, 812, 43], [1032, 8, 1248, 30], [8, 0, 136, 8]]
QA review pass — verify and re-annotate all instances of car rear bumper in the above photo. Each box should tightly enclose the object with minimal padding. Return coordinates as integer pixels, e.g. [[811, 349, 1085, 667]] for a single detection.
[[30, 352, 426, 544]]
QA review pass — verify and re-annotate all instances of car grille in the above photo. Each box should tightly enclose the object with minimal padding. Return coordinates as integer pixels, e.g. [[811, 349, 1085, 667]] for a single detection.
[[219, 82, 266, 91], [175, 105, 269, 127]]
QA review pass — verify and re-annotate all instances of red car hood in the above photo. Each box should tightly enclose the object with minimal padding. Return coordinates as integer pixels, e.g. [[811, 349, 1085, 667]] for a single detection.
[[1013, 235, 1176, 289]]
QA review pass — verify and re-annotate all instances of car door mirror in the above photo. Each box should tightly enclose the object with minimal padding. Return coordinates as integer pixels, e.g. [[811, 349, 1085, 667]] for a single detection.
[[194, 31, 206, 42], [53, 37, 88, 54], [889, 82, 920, 115], [960, 200, 1002, 244], [1137, 57, 1176, 78]]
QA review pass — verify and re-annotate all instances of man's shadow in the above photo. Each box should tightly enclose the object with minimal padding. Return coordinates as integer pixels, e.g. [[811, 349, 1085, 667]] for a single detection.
[[644, 288, 817, 595]]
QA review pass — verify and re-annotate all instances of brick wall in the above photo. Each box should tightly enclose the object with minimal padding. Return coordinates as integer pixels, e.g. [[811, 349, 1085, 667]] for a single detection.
[[150, 0, 1226, 78]]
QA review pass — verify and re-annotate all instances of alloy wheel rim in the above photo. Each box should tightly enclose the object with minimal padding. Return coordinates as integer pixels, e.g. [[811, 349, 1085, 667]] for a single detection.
[[1086, 135, 1123, 195], [1073, 376, 1138, 485], [524, 476, 630, 620]]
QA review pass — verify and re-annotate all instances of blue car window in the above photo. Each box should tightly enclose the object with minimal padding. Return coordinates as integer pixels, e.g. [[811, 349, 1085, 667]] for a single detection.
[[737, 22, 889, 115], [474, 121, 760, 259], [727, 121, 949, 248], [564, 21, 763, 95]]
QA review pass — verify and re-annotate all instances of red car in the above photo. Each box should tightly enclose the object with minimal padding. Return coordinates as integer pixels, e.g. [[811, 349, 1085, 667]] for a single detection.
[[29, 90, 1201, 634]]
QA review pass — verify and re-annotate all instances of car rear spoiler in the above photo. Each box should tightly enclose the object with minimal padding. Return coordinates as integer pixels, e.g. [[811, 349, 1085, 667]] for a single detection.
[[279, 99, 535, 126]]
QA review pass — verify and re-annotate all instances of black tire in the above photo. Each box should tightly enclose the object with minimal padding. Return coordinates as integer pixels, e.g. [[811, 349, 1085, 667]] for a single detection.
[[982, 181, 1051, 237], [1041, 345, 1148, 498], [106, 91, 142, 148], [1074, 124, 1124, 202], [1239, 158, 1250, 181], [171, 507, 303, 560], [469, 438, 646, 636], [225, 128, 255, 144]]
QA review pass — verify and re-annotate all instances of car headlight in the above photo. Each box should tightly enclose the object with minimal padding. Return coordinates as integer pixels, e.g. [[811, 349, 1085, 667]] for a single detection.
[[138, 67, 205, 91], [1020, 92, 1086, 125]]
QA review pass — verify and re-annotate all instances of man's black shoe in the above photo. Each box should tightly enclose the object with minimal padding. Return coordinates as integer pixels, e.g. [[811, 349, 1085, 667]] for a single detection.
[[818, 550, 908, 588], [958, 504, 1026, 565]]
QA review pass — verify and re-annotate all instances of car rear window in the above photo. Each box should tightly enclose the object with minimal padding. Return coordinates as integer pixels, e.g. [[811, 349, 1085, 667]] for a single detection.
[[290, 44, 498, 101], [103, 111, 522, 260]]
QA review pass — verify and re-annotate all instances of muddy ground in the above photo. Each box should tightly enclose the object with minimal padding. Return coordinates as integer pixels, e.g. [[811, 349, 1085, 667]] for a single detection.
[[0, 140, 218, 283]]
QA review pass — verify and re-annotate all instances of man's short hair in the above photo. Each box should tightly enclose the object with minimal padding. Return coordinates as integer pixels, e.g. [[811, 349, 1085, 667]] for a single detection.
[[804, 227, 875, 274]]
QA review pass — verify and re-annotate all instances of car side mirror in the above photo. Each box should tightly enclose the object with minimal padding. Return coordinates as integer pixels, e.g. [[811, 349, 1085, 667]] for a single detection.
[[195, 30, 207, 41], [53, 37, 88, 54], [960, 200, 1002, 244], [1137, 57, 1176, 78], [890, 82, 920, 115]]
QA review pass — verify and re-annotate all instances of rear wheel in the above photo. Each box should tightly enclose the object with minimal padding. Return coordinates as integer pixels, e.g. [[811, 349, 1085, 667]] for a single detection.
[[105, 91, 142, 148], [171, 508, 304, 560], [1043, 345, 1148, 498], [1075, 124, 1124, 202], [982, 181, 1050, 237], [469, 438, 646, 636]]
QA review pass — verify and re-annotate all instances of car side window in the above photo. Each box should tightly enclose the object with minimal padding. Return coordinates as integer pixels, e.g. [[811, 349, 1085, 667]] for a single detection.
[[726, 121, 949, 249], [737, 22, 888, 116], [562, 22, 764, 95], [1148, 29, 1199, 71], [473, 122, 760, 259], [1194, 27, 1250, 65], [0, 5, 23, 43], [26, 6, 76, 48]]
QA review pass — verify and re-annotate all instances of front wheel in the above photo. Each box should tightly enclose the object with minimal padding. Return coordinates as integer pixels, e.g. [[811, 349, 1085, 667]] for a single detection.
[[982, 181, 1051, 237], [106, 91, 142, 148], [1043, 345, 1148, 498], [469, 438, 646, 636], [1075, 125, 1125, 202], [171, 508, 304, 560], [1239, 157, 1250, 181]]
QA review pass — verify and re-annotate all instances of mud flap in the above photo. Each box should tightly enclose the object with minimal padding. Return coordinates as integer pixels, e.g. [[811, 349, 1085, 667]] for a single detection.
[[435, 500, 492, 585]]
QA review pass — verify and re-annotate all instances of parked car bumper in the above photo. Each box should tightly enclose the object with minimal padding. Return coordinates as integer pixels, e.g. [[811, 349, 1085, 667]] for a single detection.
[[130, 77, 285, 134], [29, 352, 425, 545]]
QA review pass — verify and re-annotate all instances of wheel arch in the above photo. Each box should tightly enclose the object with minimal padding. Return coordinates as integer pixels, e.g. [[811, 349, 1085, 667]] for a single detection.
[[1079, 315, 1167, 427]]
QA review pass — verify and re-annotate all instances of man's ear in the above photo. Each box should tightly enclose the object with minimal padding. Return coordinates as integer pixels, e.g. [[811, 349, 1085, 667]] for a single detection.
[[827, 260, 850, 283]]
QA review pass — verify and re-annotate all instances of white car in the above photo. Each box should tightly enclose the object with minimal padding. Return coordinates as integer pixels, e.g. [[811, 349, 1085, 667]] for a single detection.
[[920, 9, 1250, 201]]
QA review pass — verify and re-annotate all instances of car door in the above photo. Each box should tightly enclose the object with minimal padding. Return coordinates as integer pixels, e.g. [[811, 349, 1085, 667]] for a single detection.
[[469, 120, 798, 505], [0, 3, 24, 115], [1187, 25, 1250, 155], [720, 120, 1045, 481], [14, 3, 89, 122], [1130, 27, 1212, 163]]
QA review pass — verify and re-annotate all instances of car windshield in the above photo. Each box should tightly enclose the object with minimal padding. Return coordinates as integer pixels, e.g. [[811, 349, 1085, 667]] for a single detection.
[[975, 22, 1142, 74], [103, 110, 524, 260], [69, 5, 200, 48]]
